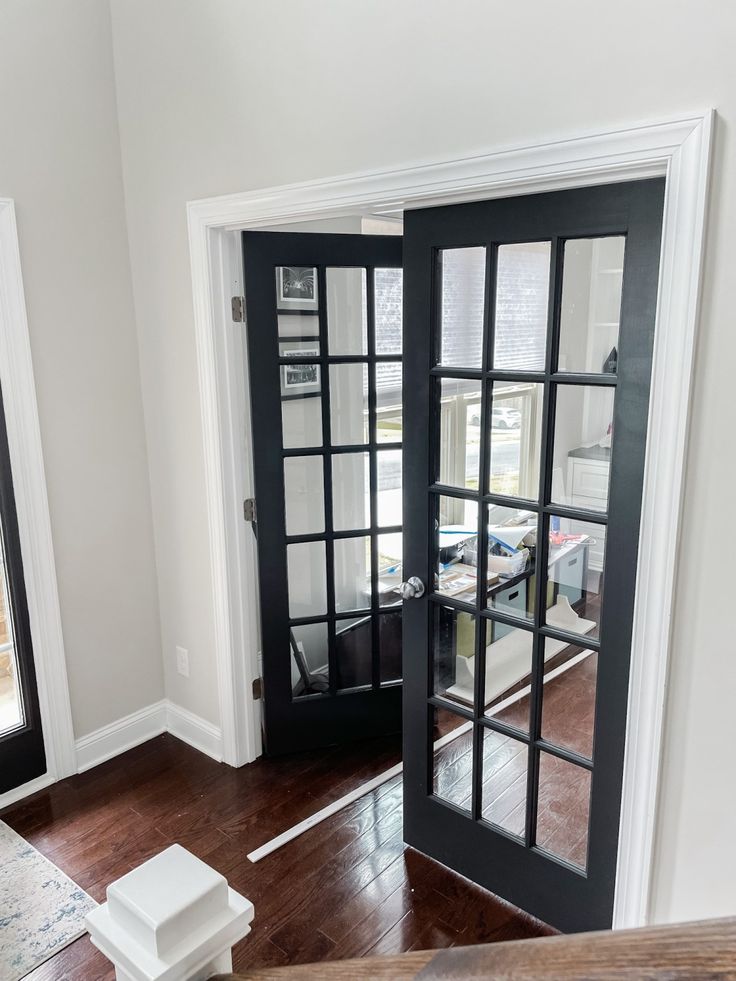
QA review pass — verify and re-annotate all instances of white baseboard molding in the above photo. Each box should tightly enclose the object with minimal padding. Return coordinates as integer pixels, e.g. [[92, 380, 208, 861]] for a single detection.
[[0, 772, 56, 812], [76, 699, 223, 773], [165, 701, 223, 762]]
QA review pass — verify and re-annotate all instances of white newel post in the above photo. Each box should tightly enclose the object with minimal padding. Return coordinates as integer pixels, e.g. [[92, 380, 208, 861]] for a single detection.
[[85, 844, 254, 981]]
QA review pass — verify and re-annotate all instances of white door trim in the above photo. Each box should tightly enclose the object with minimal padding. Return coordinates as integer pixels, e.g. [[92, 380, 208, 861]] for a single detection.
[[186, 111, 714, 928], [0, 199, 77, 793]]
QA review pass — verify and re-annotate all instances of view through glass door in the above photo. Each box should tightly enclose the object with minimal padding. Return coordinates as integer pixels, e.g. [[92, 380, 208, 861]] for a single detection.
[[402, 180, 665, 932], [243, 232, 404, 754]]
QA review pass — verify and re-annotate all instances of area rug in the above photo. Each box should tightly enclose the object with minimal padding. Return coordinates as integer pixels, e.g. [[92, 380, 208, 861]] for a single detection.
[[0, 820, 97, 980]]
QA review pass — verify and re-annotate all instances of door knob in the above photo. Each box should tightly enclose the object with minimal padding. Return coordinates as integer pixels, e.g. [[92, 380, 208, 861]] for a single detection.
[[398, 576, 425, 600]]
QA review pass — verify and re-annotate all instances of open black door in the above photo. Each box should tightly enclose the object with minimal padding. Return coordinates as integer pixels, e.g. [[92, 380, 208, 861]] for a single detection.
[[243, 231, 404, 755], [401, 180, 665, 932]]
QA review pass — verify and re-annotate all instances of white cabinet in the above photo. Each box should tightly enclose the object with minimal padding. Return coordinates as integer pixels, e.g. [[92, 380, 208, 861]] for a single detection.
[[566, 454, 610, 572]]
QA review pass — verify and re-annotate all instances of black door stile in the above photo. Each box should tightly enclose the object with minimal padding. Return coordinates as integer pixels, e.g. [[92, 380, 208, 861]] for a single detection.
[[243, 231, 404, 755], [402, 180, 665, 932]]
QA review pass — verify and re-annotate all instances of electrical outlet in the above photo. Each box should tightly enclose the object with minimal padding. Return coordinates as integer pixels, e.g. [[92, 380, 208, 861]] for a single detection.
[[176, 645, 189, 678]]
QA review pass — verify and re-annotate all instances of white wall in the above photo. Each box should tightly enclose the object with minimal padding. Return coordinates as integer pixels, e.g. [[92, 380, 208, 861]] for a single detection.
[[0, 0, 163, 737], [107, 0, 735, 922]]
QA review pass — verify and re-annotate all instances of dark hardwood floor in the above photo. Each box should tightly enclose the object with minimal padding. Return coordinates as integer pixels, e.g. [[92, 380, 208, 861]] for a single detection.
[[1, 730, 554, 979]]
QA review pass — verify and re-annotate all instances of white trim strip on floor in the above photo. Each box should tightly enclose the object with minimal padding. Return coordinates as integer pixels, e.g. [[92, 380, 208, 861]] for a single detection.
[[246, 649, 592, 863]]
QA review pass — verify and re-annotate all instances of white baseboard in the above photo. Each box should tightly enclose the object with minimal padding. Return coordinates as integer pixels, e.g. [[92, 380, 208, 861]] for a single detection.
[[75, 699, 223, 774], [0, 773, 56, 813], [165, 702, 223, 762]]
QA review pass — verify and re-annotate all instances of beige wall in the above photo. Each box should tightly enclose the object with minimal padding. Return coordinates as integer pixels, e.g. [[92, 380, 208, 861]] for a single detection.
[[108, 0, 736, 923], [0, 0, 163, 737]]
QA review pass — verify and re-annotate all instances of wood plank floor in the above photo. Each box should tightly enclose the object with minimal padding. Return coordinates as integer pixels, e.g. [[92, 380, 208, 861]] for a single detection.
[[0, 731, 554, 979]]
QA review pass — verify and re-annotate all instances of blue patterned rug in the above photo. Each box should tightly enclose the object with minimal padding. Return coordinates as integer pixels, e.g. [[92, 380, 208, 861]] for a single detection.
[[0, 820, 97, 980]]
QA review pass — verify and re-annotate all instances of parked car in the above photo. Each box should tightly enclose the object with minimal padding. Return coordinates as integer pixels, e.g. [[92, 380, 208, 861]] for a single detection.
[[492, 406, 521, 429]]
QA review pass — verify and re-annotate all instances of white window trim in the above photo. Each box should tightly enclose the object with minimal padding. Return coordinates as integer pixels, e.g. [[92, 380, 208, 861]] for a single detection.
[[0, 200, 76, 806], [186, 111, 713, 929]]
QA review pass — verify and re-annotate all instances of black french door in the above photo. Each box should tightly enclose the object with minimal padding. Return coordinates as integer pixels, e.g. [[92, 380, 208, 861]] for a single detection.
[[402, 180, 665, 932], [243, 232, 404, 755], [0, 384, 46, 793]]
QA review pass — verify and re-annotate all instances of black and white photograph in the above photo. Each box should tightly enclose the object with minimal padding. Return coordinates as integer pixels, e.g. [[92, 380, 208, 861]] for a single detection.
[[276, 265, 318, 310]]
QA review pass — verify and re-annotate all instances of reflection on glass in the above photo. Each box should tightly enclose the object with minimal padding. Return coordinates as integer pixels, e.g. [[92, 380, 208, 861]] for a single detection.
[[379, 610, 402, 683], [284, 456, 324, 536], [334, 536, 371, 613], [439, 247, 486, 368], [332, 453, 369, 532], [482, 620, 532, 732], [290, 621, 329, 699], [551, 385, 614, 512], [0, 543, 23, 735], [536, 753, 591, 869], [436, 497, 479, 602], [376, 362, 402, 442], [541, 639, 597, 760], [488, 382, 542, 499], [277, 313, 320, 345], [546, 515, 605, 639], [481, 728, 528, 838], [276, 266, 318, 310], [559, 237, 625, 374], [375, 268, 403, 355], [485, 503, 535, 617], [493, 242, 551, 371], [432, 705, 473, 811], [432, 605, 476, 708], [438, 378, 482, 490], [281, 393, 323, 450], [377, 533, 402, 607], [330, 363, 369, 445], [287, 541, 327, 617], [327, 267, 367, 355], [376, 449, 401, 527], [335, 615, 372, 690]]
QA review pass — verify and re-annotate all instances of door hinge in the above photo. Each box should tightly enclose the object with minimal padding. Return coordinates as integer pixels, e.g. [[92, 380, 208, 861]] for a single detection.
[[231, 295, 246, 323], [243, 497, 257, 522], [252, 677, 263, 700]]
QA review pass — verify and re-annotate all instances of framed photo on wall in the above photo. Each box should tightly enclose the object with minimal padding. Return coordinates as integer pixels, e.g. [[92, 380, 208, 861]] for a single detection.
[[280, 343, 321, 399], [277, 266, 319, 311]]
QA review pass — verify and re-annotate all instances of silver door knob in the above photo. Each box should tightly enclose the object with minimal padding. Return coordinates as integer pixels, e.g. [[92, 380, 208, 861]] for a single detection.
[[398, 576, 425, 600]]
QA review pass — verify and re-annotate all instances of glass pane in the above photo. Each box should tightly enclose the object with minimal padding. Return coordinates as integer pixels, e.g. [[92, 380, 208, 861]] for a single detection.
[[438, 247, 486, 368], [485, 503, 535, 616], [432, 705, 473, 811], [278, 316, 320, 346], [334, 535, 371, 613], [482, 619, 532, 732], [284, 456, 324, 536], [559, 237, 625, 374], [332, 452, 369, 532], [376, 362, 402, 442], [282, 393, 323, 450], [287, 541, 327, 617], [335, 615, 372, 690], [438, 378, 482, 491], [488, 381, 543, 499], [330, 364, 369, 446], [537, 753, 591, 869], [493, 242, 551, 371], [481, 728, 528, 838], [379, 610, 402, 683], [276, 266, 318, 311], [375, 268, 403, 354], [327, 267, 367, 355], [436, 497, 479, 602], [432, 605, 476, 708], [376, 449, 401, 527], [546, 515, 605, 640], [541, 639, 597, 760], [0, 545, 23, 735], [551, 385, 614, 512], [377, 532, 402, 608], [290, 622, 329, 698]]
